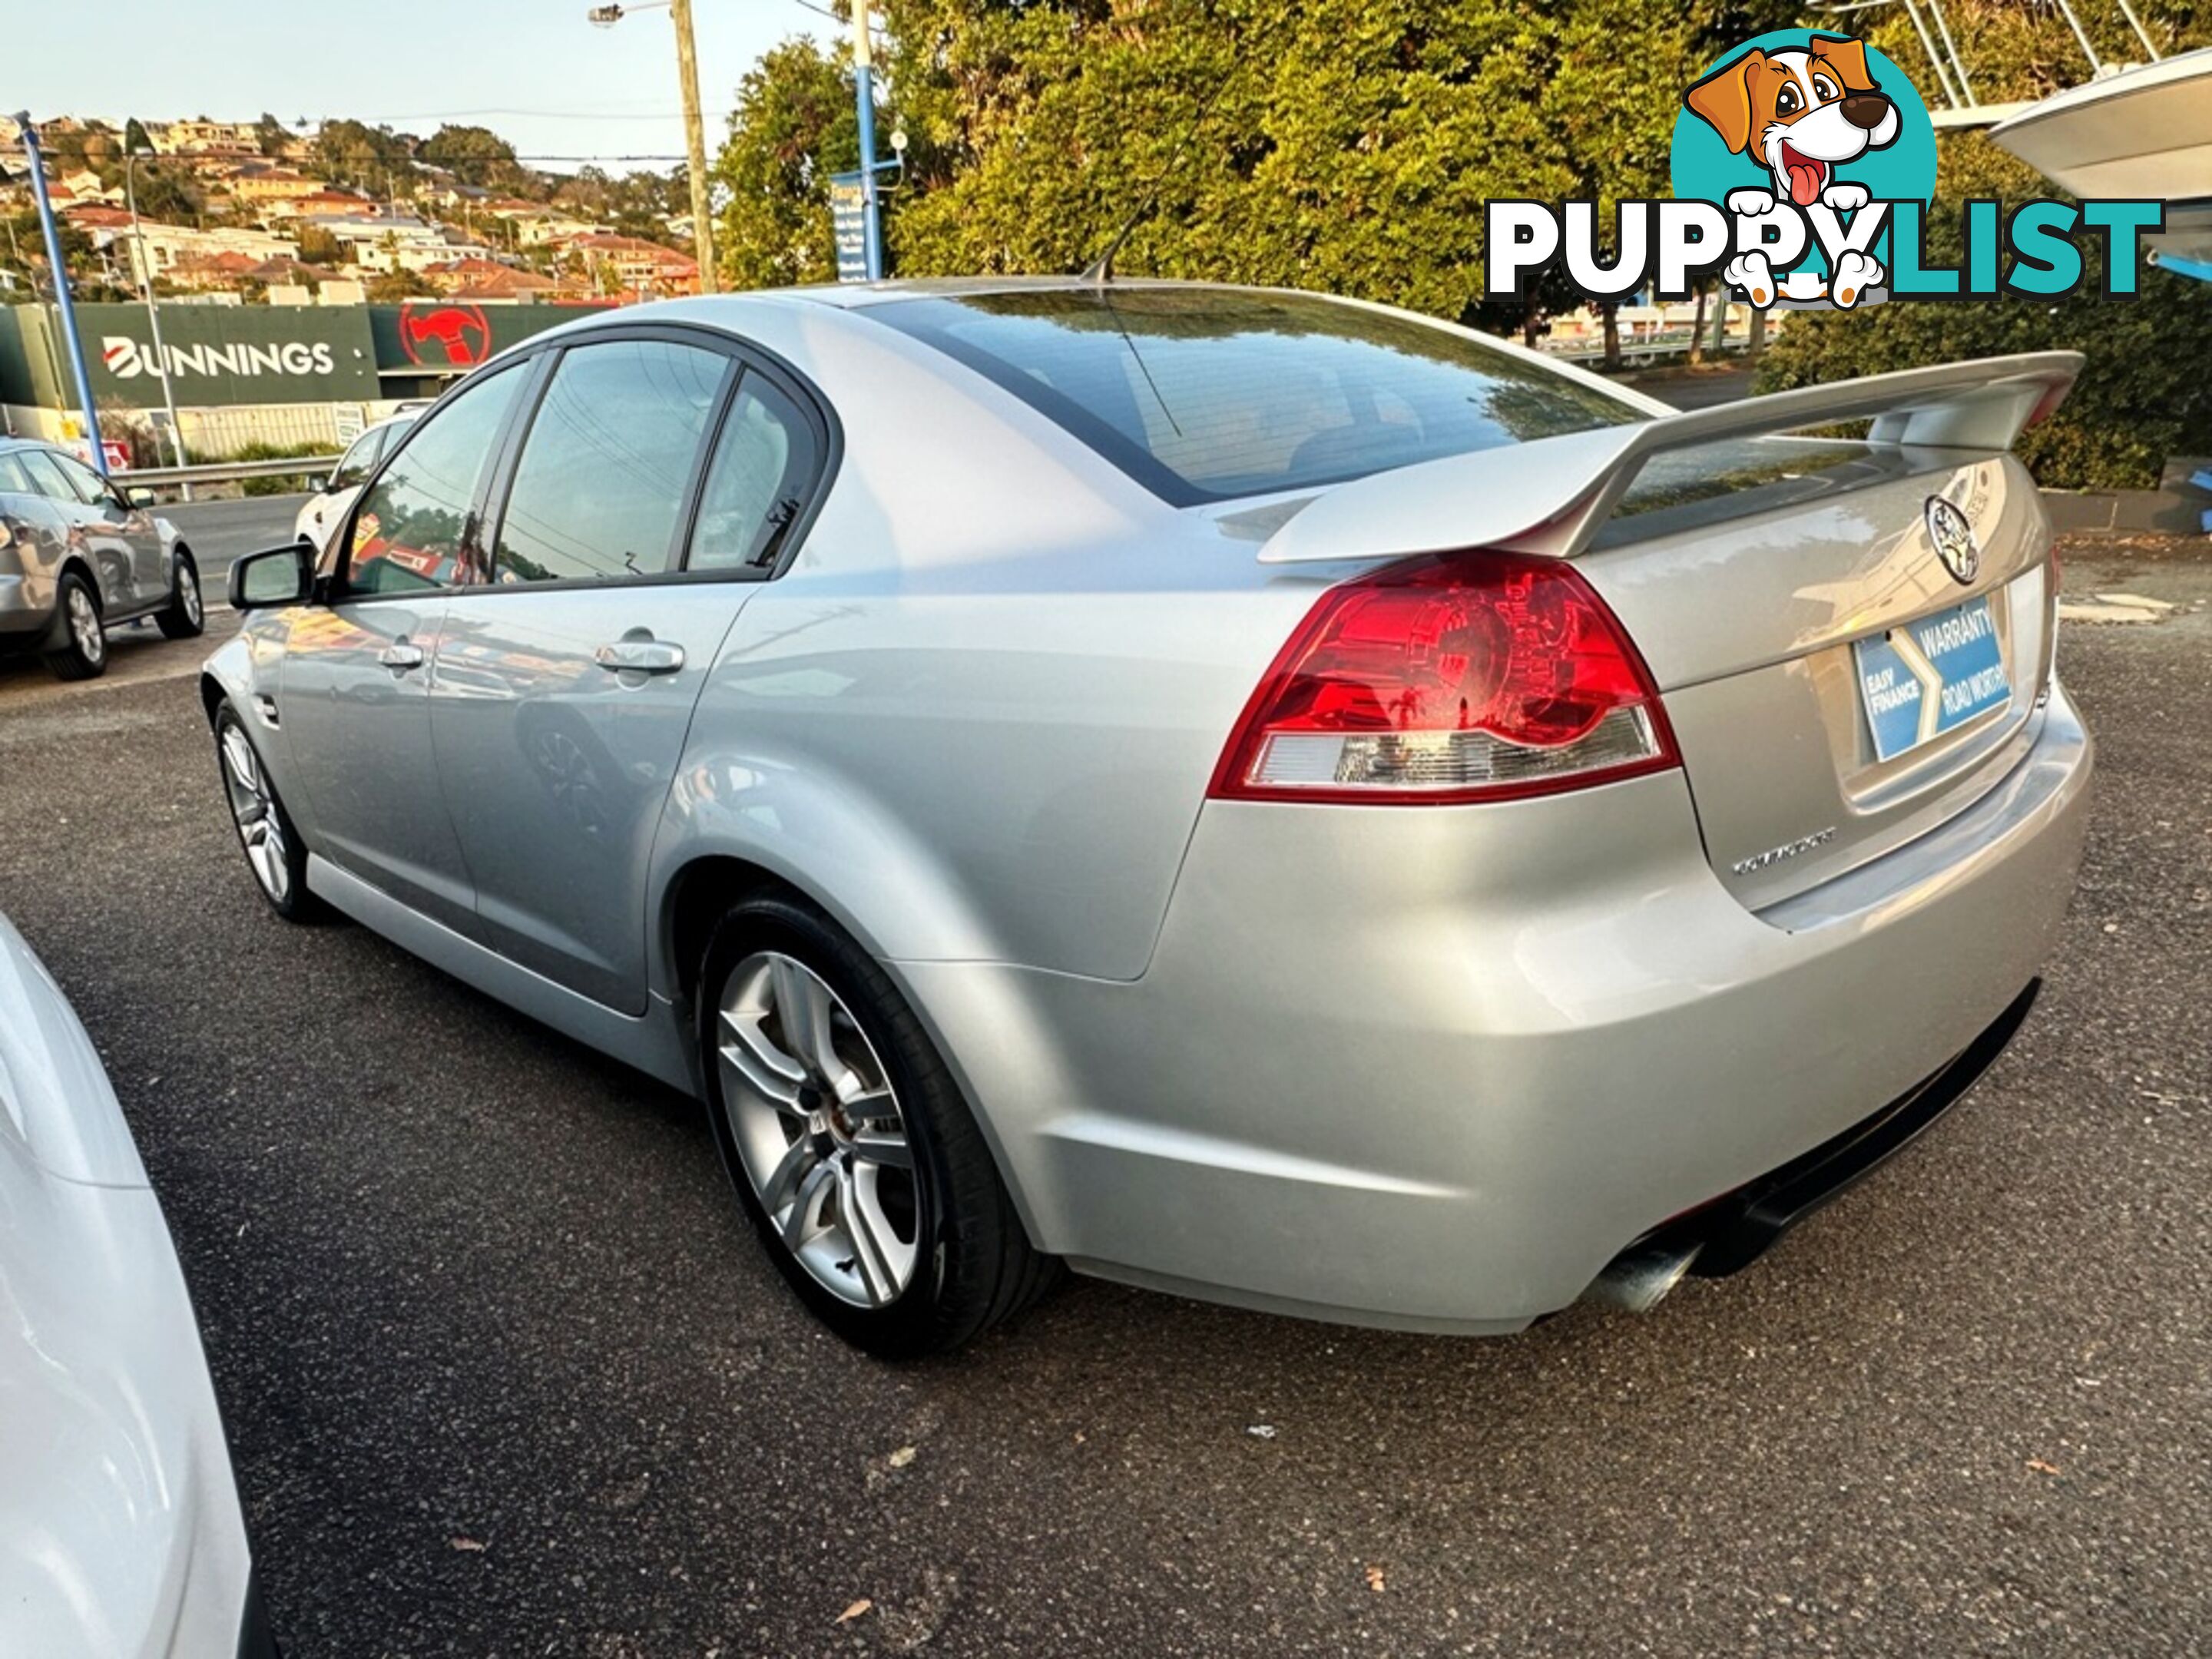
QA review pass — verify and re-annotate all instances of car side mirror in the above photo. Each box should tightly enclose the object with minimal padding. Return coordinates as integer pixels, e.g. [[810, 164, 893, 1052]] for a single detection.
[[124, 485, 155, 509], [229, 544, 313, 611]]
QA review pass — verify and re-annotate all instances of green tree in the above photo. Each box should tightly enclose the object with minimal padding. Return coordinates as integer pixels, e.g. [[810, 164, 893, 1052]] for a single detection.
[[123, 118, 152, 156], [296, 225, 345, 265], [314, 119, 418, 198], [1757, 0, 2212, 486], [713, 38, 858, 290], [366, 267, 435, 303], [129, 162, 203, 223], [714, 0, 2210, 482], [419, 123, 528, 190], [1759, 136, 2212, 488], [256, 112, 291, 157]]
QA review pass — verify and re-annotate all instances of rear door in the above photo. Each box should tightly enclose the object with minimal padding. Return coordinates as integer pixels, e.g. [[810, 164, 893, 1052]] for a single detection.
[[279, 363, 529, 936], [428, 328, 826, 1012], [38, 449, 167, 608], [18, 449, 134, 614]]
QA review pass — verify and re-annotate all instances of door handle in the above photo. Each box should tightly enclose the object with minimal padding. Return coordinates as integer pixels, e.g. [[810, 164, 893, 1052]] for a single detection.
[[378, 641, 426, 671], [594, 639, 685, 675]]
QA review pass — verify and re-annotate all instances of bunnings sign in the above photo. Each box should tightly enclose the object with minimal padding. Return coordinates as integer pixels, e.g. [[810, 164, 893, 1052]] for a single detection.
[[0, 304, 378, 407]]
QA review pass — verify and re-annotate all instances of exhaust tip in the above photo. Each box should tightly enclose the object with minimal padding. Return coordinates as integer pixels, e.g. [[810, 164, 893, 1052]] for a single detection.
[[1584, 1240, 1704, 1313]]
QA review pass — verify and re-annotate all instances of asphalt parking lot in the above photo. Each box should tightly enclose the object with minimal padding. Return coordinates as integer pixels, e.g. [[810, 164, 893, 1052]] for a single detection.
[[0, 520, 2207, 1656]]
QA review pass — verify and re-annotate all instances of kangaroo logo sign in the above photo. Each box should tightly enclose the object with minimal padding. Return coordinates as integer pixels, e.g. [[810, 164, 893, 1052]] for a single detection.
[[1483, 29, 2165, 312]]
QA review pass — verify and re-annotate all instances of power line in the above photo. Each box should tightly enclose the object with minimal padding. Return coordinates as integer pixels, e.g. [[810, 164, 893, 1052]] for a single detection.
[[356, 108, 685, 123]]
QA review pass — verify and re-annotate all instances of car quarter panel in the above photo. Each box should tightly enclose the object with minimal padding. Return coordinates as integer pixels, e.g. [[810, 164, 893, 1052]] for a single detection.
[[890, 688, 2090, 1329]]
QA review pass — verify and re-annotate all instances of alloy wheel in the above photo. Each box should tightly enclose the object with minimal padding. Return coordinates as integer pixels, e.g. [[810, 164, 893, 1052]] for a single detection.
[[68, 586, 103, 664], [220, 726, 291, 904], [716, 952, 919, 1307], [180, 562, 203, 626]]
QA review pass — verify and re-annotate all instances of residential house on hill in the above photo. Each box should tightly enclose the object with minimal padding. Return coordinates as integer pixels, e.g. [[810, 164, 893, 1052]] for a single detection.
[[566, 233, 699, 297]]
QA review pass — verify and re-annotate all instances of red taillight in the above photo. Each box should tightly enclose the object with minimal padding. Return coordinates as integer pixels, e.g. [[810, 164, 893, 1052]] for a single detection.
[[1208, 552, 1679, 804]]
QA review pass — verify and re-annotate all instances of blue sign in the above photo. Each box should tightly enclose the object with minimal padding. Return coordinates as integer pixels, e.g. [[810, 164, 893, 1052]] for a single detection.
[[1853, 596, 2009, 762], [829, 172, 868, 284]]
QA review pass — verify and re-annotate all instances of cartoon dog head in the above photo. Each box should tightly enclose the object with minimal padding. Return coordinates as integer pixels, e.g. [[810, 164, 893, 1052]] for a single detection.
[[1684, 35, 1899, 207]]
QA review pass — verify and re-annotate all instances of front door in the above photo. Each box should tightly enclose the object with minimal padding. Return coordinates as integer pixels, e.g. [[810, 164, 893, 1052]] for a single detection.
[[40, 449, 166, 608], [18, 449, 141, 614], [279, 364, 528, 937], [429, 335, 822, 1012]]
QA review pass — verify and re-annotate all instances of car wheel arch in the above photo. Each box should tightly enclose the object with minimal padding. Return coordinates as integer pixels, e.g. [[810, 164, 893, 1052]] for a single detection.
[[45, 555, 102, 643], [661, 850, 1053, 1260]]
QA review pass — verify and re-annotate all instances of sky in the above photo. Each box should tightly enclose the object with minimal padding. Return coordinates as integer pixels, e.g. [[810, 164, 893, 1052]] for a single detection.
[[10, 0, 831, 172]]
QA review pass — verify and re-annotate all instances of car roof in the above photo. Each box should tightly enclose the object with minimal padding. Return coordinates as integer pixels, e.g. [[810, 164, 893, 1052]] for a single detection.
[[774, 275, 1209, 310]]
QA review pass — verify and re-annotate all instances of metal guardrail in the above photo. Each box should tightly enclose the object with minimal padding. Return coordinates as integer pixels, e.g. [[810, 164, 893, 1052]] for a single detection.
[[123, 454, 339, 488]]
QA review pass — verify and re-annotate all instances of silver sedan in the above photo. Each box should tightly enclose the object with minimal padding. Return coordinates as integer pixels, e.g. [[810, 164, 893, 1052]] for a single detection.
[[0, 439, 205, 679], [204, 280, 2091, 1356]]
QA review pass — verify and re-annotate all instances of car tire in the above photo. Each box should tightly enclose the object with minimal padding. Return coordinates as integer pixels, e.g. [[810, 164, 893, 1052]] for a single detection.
[[698, 894, 1059, 1358], [43, 569, 107, 680], [157, 547, 205, 640], [213, 700, 328, 922]]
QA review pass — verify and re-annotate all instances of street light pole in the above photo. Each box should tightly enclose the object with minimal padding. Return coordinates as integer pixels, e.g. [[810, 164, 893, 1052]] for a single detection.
[[13, 113, 105, 477], [587, 0, 717, 294], [124, 150, 190, 476], [852, 0, 884, 280]]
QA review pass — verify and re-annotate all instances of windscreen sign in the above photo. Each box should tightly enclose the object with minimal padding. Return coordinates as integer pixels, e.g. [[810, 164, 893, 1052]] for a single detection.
[[1483, 30, 2164, 310]]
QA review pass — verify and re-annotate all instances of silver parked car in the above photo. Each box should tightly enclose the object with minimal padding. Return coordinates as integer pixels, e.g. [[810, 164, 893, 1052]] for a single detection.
[[204, 281, 2091, 1356], [0, 439, 204, 679]]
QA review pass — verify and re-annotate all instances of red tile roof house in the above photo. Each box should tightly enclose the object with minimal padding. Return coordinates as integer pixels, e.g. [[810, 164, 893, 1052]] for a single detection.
[[164, 251, 262, 292], [423, 257, 558, 299], [565, 233, 700, 297]]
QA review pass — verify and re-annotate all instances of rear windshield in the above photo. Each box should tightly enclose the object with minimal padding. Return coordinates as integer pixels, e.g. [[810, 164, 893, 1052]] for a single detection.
[[866, 287, 1644, 507]]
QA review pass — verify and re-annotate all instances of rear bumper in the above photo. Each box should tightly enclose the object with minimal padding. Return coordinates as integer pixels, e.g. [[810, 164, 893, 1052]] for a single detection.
[[899, 681, 2092, 1333], [1632, 975, 2040, 1282], [0, 573, 57, 641]]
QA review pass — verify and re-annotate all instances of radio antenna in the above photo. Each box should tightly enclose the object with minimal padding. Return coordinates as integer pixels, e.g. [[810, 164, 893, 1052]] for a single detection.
[[1076, 68, 1236, 285]]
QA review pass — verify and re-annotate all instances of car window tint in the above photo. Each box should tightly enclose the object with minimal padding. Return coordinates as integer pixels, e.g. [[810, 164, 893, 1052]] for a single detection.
[[867, 288, 1645, 507], [495, 339, 729, 584], [22, 449, 98, 505], [687, 378, 819, 572], [348, 366, 523, 595], [329, 429, 384, 491], [48, 451, 114, 505], [0, 454, 35, 494]]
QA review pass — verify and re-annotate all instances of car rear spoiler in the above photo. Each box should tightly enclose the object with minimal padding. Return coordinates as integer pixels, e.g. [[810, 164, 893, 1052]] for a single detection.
[[1255, 351, 2082, 565]]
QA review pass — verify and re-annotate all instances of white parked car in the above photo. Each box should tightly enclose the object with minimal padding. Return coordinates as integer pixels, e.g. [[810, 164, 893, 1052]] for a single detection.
[[0, 912, 274, 1656], [293, 412, 416, 554]]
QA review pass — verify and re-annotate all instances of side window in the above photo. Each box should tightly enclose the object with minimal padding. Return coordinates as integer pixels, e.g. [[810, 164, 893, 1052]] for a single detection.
[[22, 449, 100, 507], [328, 427, 385, 491], [493, 338, 728, 585], [687, 377, 822, 573], [347, 367, 524, 595], [0, 454, 36, 495]]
